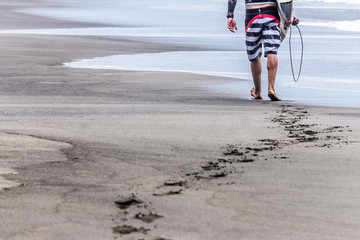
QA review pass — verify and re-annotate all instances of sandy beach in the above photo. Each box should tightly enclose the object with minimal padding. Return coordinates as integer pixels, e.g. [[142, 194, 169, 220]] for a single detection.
[[0, 1, 360, 239]]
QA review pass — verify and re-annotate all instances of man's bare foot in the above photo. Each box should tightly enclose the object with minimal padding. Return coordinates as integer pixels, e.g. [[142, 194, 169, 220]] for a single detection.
[[268, 91, 281, 101], [251, 87, 262, 99]]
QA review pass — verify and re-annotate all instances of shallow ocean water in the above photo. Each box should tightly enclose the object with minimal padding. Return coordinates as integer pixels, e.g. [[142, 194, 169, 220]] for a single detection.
[[6, 0, 360, 107]]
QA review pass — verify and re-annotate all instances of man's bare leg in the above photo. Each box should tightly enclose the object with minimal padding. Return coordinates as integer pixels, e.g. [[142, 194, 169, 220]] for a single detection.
[[267, 54, 281, 101], [250, 56, 262, 99]]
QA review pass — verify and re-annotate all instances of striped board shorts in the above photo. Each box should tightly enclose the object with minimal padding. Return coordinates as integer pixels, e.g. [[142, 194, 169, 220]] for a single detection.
[[245, 7, 281, 62]]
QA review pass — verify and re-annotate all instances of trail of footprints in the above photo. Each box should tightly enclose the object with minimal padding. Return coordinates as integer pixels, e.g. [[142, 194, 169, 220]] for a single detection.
[[112, 104, 353, 239], [272, 104, 352, 148]]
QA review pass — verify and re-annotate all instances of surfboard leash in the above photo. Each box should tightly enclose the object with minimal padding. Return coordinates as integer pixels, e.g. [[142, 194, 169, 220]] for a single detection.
[[289, 18, 304, 83]]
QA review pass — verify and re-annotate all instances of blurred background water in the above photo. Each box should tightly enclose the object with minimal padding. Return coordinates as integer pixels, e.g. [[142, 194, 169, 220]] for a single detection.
[[10, 0, 360, 107]]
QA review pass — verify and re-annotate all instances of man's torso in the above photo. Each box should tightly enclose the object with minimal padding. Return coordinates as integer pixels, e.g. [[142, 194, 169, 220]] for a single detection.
[[245, 0, 277, 6]]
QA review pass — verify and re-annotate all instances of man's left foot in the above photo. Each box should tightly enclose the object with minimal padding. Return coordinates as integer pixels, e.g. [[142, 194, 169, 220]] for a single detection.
[[268, 92, 281, 101], [251, 87, 262, 100]]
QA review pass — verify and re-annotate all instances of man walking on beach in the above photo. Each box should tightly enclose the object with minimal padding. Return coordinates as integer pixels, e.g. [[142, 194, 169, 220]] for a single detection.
[[227, 0, 292, 101]]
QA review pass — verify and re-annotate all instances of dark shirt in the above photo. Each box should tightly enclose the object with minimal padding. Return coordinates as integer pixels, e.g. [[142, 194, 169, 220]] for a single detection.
[[227, 0, 277, 18]]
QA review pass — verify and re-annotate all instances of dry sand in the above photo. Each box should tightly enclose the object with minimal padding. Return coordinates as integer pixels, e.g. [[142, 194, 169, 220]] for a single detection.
[[0, 1, 360, 240]]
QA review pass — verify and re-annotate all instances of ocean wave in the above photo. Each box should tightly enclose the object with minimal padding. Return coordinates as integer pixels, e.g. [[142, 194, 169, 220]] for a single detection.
[[302, 0, 359, 4], [301, 20, 360, 32]]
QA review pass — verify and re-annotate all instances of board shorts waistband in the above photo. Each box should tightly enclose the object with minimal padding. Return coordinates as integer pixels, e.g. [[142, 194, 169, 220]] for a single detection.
[[245, 6, 280, 29]]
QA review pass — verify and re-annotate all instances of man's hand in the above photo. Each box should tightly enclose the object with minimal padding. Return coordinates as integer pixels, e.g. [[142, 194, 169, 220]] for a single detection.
[[227, 18, 238, 33], [286, 11, 294, 26]]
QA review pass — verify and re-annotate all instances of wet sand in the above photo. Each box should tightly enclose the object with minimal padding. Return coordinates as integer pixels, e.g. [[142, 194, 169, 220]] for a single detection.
[[0, 1, 360, 240]]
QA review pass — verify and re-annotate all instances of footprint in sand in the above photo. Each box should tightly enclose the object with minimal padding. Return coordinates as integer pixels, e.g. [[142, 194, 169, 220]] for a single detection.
[[112, 225, 149, 235], [153, 179, 188, 196], [114, 196, 143, 210], [134, 212, 163, 223]]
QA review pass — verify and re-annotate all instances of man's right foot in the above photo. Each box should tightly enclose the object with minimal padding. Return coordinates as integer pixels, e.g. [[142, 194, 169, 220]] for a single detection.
[[251, 87, 262, 100], [268, 92, 281, 101]]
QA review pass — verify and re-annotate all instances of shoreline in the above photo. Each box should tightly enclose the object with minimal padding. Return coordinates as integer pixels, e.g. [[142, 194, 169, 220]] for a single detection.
[[0, 1, 360, 239], [9, 0, 360, 109]]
